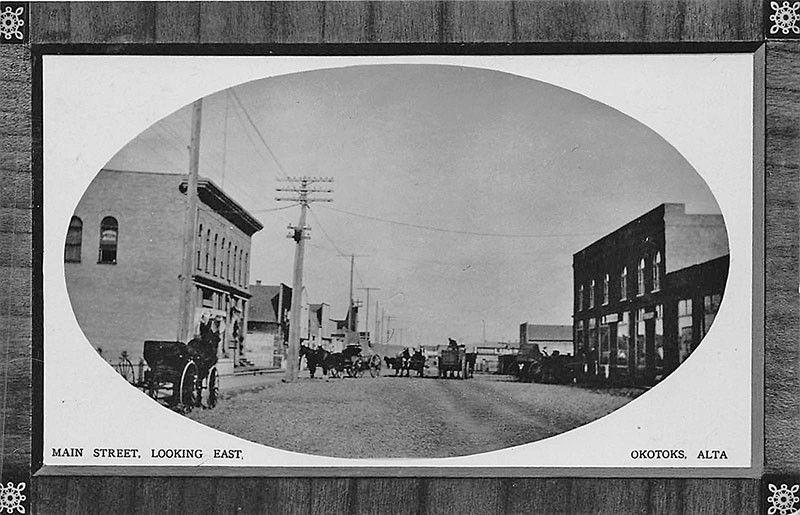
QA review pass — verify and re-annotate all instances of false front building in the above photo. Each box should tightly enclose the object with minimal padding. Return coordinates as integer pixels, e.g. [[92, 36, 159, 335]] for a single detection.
[[65, 169, 263, 372], [572, 203, 729, 385]]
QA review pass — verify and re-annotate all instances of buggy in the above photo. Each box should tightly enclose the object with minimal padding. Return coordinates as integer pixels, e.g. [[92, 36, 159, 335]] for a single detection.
[[141, 339, 220, 412]]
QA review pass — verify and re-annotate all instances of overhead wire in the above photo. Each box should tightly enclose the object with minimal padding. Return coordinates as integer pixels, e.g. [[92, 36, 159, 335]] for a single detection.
[[319, 205, 604, 239], [229, 88, 291, 180]]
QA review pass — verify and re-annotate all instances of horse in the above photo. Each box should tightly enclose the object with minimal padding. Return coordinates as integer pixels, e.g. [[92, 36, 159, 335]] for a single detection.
[[408, 350, 425, 377], [464, 352, 477, 379], [384, 356, 403, 376], [299, 345, 333, 379]]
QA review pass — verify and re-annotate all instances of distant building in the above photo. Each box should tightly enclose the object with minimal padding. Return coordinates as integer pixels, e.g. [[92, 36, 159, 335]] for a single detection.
[[246, 282, 291, 369], [519, 323, 573, 356], [305, 303, 333, 349], [471, 341, 518, 373], [572, 203, 728, 385], [65, 170, 263, 372]]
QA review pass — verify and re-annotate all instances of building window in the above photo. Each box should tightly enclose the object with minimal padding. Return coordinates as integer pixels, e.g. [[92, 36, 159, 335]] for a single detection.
[[226, 242, 231, 280], [602, 274, 609, 305], [238, 249, 244, 285], [65, 216, 83, 263], [196, 224, 203, 270], [232, 245, 238, 284], [702, 294, 722, 337], [244, 252, 249, 285], [220, 237, 225, 277], [678, 299, 693, 363], [574, 321, 584, 355], [212, 234, 218, 276], [620, 267, 627, 300], [654, 304, 664, 375], [652, 252, 662, 292], [637, 259, 645, 296], [98, 216, 118, 264], [205, 229, 211, 273], [589, 279, 595, 308], [635, 308, 646, 372], [599, 317, 610, 366], [616, 312, 630, 369], [578, 284, 584, 311]]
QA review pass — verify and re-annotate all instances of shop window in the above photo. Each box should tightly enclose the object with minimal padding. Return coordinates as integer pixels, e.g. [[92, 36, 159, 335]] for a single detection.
[[654, 304, 664, 374], [702, 293, 722, 337], [602, 274, 609, 305], [578, 284, 584, 311], [635, 308, 646, 371], [637, 259, 645, 296], [588, 318, 598, 356], [574, 321, 584, 354], [589, 279, 595, 308], [652, 252, 662, 292], [65, 216, 83, 263], [196, 224, 203, 270], [616, 312, 630, 368], [98, 216, 118, 264], [599, 318, 610, 366], [678, 299, 693, 363], [620, 267, 627, 300]]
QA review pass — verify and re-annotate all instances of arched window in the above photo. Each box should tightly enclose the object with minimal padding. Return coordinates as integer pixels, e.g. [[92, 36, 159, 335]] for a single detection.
[[603, 274, 609, 305], [589, 279, 596, 308], [98, 216, 118, 264], [196, 224, 203, 270], [620, 267, 627, 300], [652, 252, 662, 291], [637, 258, 646, 296], [65, 216, 83, 263]]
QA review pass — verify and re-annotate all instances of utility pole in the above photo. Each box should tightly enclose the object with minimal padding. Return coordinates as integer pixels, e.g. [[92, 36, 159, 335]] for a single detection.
[[276, 176, 334, 382], [374, 300, 380, 346], [341, 253, 368, 332], [357, 286, 380, 345], [178, 99, 202, 342]]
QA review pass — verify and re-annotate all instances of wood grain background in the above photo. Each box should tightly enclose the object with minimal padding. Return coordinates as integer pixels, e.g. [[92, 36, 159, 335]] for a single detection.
[[0, 1, 797, 513]]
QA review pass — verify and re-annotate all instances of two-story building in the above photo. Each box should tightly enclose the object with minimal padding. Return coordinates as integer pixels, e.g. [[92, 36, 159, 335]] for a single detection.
[[572, 203, 728, 385], [65, 169, 263, 373]]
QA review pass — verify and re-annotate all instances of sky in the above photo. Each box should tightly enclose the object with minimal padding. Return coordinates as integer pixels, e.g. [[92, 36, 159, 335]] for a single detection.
[[104, 64, 722, 346]]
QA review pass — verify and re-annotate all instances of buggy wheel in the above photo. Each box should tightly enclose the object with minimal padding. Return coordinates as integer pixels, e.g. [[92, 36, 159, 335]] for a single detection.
[[206, 366, 219, 408], [369, 360, 381, 377], [179, 361, 198, 411]]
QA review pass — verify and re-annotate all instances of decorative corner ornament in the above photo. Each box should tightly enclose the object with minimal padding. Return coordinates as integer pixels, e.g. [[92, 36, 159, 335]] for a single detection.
[[0, 482, 25, 514], [768, 1, 800, 38], [0, 2, 27, 43]]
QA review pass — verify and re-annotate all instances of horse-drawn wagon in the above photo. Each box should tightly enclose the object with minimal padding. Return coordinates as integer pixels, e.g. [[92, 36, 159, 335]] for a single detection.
[[140, 339, 220, 412]]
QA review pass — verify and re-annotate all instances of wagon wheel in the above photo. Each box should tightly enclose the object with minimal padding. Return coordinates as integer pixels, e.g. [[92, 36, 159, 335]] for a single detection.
[[352, 358, 364, 378], [369, 356, 381, 377], [205, 366, 220, 408], [179, 361, 199, 411]]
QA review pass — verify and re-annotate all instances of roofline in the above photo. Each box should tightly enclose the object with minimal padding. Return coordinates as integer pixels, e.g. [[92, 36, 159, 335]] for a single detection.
[[180, 177, 264, 235], [572, 203, 674, 258]]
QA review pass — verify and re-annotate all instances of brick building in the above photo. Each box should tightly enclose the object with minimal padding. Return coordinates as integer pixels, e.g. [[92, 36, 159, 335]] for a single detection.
[[572, 203, 729, 385], [65, 169, 263, 371]]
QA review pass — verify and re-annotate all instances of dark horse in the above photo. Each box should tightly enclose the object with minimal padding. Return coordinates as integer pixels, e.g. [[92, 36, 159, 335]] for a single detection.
[[299, 345, 334, 378]]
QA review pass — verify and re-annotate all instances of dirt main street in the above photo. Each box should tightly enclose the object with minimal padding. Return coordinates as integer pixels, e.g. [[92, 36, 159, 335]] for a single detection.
[[187, 374, 638, 458]]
